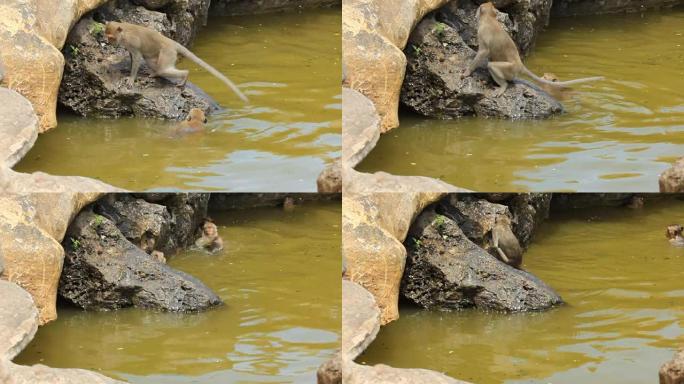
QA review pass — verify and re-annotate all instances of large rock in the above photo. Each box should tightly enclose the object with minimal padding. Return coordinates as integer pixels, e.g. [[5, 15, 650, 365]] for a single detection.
[[343, 192, 444, 324], [5, 362, 126, 384], [0, 89, 38, 168], [59, 209, 222, 311], [660, 158, 684, 193], [661, 348, 684, 384], [342, 280, 381, 361], [59, 15, 219, 120], [402, 209, 562, 311], [317, 352, 342, 384], [0, 167, 122, 193], [0, 193, 105, 324], [96, 193, 209, 256], [343, 0, 451, 132], [343, 168, 467, 194], [343, 88, 380, 169], [552, 0, 684, 17], [401, 1, 561, 119], [211, 0, 340, 15], [0, 281, 39, 360], [318, 160, 343, 193], [0, 0, 109, 131], [344, 363, 471, 384]]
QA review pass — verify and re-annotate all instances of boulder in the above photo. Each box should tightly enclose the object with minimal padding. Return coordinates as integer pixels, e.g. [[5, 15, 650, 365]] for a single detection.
[[343, 192, 444, 324], [402, 209, 562, 311], [317, 352, 342, 384], [342, 280, 381, 361], [552, 0, 684, 17], [0, 89, 38, 168], [0, 281, 39, 360], [59, 209, 222, 311], [343, 168, 467, 194], [5, 362, 126, 384], [502, 193, 551, 248], [318, 160, 343, 193], [58, 15, 219, 120], [660, 158, 684, 193], [343, 0, 451, 132], [400, 2, 561, 120], [660, 349, 684, 384], [0, 193, 105, 324], [342, 88, 380, 169], [344, 363, 471, 384], [211, 0, 340, 16], [0, 167, 122, 193]]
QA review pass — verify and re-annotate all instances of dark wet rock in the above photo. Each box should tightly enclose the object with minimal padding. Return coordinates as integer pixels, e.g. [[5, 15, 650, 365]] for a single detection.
[[211, 0, 340, 16], [660, 158, 684, 193], [317, 352, 342, 384], [506, 194, 551, 248], [660, 348, 684, 384], [60, 209, 222, 311], [99, 193, 209, 256], [401, 1, 561, 119], [402, 209, 562, 311], [0, 281, 38, 360], [552, 0, 684, 17], [59, 15, 219, 120], [551, 193, 636, 211], [437, 194, 510, 248]]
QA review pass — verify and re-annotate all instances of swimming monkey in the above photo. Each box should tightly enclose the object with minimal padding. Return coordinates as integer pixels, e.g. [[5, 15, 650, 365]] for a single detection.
[[195, 218, 224, 253]]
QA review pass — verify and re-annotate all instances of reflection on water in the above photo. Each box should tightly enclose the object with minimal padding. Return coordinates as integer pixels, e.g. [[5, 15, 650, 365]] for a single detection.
[[15, 9, 341, 192], [359, 9, 684, 192], [360, 198, 684, 383], [15, 202, 341, 384]]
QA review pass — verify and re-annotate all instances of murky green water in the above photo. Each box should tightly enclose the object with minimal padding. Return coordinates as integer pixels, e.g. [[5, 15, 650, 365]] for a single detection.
[[358, 9, 684, 192], [361, 197, 684, 383], [15, 202, 341, 383], [14, 9, 341, 192]]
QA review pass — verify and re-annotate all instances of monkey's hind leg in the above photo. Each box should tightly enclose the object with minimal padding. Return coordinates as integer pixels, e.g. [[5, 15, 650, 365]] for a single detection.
[[491, 229, 511, 263], [487, 61, 515, 97], [154, 47, 190, 88]]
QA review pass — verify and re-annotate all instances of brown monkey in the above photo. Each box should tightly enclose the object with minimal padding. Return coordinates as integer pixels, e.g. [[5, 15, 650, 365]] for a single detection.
[[538, 73, 572, 100], [464, 2, 603, 97], [626, 195, 644, 209], [195, 218, 224, 253], [175, 108, 208, 135], [490, 216, 523, 268], [104, 21, 248, 102], [666, 225, 684, 247]]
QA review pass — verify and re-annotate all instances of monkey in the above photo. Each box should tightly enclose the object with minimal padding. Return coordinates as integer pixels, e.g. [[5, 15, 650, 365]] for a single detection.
[[538, 73, 572, 100], [150, 250, 166, 263], [104, 21, 248, 102], [174, 108, 208, 135], [489, 215, 523, 268], [666, 225, 684, 247], [463, 2, 604, 97], [283, 196, 296, 212], [626, 195, 644, 209], [195, 218, 224, 253]]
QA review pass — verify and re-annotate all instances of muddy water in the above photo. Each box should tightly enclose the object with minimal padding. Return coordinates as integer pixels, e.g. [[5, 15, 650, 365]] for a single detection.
[[14, 9, 341, 192], [360, 198, 684, 384], [15, 202, 341, 383], [358, 9, 684, 192]]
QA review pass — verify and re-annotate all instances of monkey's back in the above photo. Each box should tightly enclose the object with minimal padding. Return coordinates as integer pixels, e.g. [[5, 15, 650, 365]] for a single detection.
[[478, 16, 522, 64]]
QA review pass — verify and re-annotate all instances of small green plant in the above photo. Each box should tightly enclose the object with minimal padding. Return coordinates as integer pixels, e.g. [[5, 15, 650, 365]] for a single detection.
[[434, 22, 447, 37], [70, 237, 81, 250], [69, 45, 79, 57], [412, 45, 422, 56], [412, 237, 423, 248], [93, 214, 105, 227], [89, 22, 105, 37], [434, 214, 446, 228]]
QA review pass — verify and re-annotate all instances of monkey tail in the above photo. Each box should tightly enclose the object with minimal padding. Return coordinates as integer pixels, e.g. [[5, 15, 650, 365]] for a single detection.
[[521, 66, 604, 87], [176, 44, 249, 103]]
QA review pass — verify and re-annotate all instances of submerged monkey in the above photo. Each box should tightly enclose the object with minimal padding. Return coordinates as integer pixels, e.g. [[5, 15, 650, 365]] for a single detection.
[[195, 218, 224, 253], [104, 21, 248, 102], [174, 108, 207, 135], [666, 225, 684, 247], [464, 2, 603, 97], [489, 215, 523, 268]]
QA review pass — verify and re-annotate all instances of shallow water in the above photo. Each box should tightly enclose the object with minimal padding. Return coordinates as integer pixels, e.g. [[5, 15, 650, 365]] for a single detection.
[[15, 202, 341, 383], [360, 198, 684, 383], [14, 9, 341, 192], [358, 9, 684, 192]]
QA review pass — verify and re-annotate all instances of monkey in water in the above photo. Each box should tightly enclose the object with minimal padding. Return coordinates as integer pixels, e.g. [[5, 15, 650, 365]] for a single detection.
[[195, 218, 224, 253], [104, 21, 248, 102], [489, 216, 523, 268], [150, 250, 166, 263], [666, 225, 684, 247], [174, 108, 207, 135], [464, 2, 604, 97], [626, 195, 644, 209]]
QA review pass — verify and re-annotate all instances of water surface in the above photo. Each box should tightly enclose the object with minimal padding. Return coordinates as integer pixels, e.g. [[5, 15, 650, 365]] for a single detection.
[[358, 9, 684, 191], [15, 10, 341, 191], [16, 202, 341, 383], [361, 198, 684, 383]]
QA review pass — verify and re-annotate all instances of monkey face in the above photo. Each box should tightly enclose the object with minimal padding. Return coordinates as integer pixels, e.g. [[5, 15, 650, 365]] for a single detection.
[[478, 2, 498, 18], [104, 23, 122, 44], [187, 108, 207, 124], [203, 222, 218, 237], [666, 225, 684, 239]]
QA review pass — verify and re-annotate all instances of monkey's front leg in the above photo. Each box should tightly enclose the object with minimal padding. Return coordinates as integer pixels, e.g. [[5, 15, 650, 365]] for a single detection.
[[127, 50, 144, 86], [463, 47, 489, 78], [492, 230, 511, 263]]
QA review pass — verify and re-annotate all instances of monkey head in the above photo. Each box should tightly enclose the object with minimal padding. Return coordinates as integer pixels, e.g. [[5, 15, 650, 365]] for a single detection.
[[104, 22, 124, 45], [666, 225, 683, 240], [477, 2, 498, 19], [202, 219, 218, 238], [542, 73, 559, 83], [187, 108, 208, 124]]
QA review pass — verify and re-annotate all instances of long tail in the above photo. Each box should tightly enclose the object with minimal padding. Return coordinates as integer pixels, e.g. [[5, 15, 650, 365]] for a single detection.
[[521, 66, 604, 87], [176, 44, 249, 103]]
